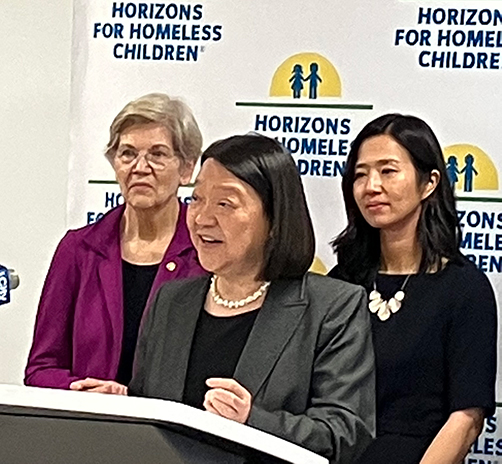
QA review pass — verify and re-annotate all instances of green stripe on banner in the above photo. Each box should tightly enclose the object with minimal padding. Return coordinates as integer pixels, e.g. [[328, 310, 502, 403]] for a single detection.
[[497, 402, 502, 408], [456, 197, 502, 203], [235, 102, 374, 110], [88, 180, 195, 188], [88, 180, 118, 185]]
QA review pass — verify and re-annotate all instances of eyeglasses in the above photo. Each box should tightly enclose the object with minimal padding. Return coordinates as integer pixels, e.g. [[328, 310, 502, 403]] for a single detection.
[[115, 148, 177, 170]]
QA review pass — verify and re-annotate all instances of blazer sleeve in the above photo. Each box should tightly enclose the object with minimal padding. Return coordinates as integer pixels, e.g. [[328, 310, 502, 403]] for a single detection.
[[247, 285, 375, 464], [24, 231, 81, 389]]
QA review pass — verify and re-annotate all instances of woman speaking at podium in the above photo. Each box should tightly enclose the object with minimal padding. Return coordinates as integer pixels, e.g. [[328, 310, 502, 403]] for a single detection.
[[330, 114, 497, 464], [129, 134, 376, 463], [25, 93, 205, 392]]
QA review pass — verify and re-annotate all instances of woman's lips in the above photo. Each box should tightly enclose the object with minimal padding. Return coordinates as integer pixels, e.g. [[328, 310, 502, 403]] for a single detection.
[[129, 182, 153, 189], [366, 202, 388, 212], [197, 235, 224, 246]]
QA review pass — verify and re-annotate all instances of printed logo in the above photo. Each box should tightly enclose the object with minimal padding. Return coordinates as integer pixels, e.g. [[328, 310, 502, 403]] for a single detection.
[[269, 52, 342, 100], [92, 3, 224, 62], [444, 144, 498, 193], [0, 266, 10, 306], [446, 144, 502, 274], [236, 52, 372, 182], [310, 257, 328, 275]]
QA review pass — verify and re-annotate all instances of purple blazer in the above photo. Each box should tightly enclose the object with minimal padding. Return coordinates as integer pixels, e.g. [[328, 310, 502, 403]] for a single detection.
[[25, 203, 205, 389]]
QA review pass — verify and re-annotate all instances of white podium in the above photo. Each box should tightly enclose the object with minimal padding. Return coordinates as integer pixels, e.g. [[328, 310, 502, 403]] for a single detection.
[[0, 384, 327, 464]]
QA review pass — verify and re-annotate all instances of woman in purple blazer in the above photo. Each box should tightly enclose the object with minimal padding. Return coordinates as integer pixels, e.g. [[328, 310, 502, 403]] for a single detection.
[[25, 93, 206, 392]]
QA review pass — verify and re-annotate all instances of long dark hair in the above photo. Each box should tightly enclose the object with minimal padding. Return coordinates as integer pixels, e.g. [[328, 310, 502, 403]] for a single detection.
[[332, 114, 462, 288], [202, 133, 315, 281]]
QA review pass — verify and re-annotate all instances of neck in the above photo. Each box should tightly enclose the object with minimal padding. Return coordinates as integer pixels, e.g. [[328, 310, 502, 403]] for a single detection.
[[379, 215, 422, 275], [215, 272, 266, 302], [122, 199, 179, 242]]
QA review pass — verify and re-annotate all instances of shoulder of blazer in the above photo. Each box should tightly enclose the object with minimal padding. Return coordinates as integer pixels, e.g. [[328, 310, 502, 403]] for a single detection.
[[305, 272, 366, 298], [63, 205, 124, 258], [303, 272, 368, 322], [262, 273, 353, 305], [156, 274, 211, 304]]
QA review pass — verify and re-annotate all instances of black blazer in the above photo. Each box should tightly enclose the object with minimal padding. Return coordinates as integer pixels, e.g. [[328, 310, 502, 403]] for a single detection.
[[129, 273, 375, 463]]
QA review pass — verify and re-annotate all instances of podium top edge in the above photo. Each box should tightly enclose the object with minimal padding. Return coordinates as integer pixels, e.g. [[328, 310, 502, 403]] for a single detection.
[[0, 384, 327, 464]]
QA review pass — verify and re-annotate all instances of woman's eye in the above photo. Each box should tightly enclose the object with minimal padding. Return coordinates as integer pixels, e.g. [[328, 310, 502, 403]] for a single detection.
[[119, 149, 136, 160], [382, 168, 396, 175], [354, 172, 366, 180], [218, 200, 234, 208], [150, 151, 167, 159]]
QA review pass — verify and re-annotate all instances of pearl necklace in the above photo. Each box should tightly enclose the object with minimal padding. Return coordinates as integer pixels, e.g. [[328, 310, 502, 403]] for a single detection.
[[210, 275, 270, 309], [369, 274, 411, 321]]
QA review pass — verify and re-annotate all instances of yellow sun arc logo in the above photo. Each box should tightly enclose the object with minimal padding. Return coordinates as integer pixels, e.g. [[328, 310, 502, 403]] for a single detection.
[[310, 256, 328, 275], [443, 144, 498, 191], [270, 52, 342, 98]]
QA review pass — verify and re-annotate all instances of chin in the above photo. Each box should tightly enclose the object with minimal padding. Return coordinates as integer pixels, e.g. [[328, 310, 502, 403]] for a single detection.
[[199, 263, 219, 274], [365, 220, 384, 229], [197, 256, 226, 275], [367, 221, 390, 230], [127, 196, 158, 210], [361, 213, 389, 230], [370, 219, 407, 231]]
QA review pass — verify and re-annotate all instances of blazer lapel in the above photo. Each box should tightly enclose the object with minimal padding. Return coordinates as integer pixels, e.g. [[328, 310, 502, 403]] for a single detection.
[[234, 276, 308, 397], [85, 207, 125, 375], [156, 276, 210, 401], [98, 255, 124, 370]]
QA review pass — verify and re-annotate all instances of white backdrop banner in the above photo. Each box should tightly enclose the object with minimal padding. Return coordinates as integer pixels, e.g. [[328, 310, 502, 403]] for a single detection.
[[69, 0, 502, 452]]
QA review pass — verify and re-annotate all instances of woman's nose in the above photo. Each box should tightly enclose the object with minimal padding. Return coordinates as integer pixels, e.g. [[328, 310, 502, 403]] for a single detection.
[[132, 153, 151, 173], [194, 204, 215, 226], [366, 171, 382, 192]]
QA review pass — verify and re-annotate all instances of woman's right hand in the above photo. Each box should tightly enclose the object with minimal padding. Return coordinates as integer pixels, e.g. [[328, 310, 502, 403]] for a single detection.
[[203, 377, 252, 424], [69, 378, 128, 395]]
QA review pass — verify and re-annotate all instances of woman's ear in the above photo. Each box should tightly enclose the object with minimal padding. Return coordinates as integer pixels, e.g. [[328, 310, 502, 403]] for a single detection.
[[422, 169, 440, 200], [180, 160, 196, 186]]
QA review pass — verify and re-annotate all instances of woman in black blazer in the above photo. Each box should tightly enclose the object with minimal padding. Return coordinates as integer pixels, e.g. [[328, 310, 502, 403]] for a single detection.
[[129, 134, 375, 463]]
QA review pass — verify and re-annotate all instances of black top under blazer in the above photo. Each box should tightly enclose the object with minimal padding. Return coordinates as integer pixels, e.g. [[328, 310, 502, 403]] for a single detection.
[[129, 273, 376, 464]]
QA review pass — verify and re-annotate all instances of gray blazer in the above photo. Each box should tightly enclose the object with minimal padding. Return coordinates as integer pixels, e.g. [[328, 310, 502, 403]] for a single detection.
[[129, 273, 375, 463]]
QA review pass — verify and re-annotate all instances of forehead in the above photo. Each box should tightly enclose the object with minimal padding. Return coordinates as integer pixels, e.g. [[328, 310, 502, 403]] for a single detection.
[[195, 159, 258, 198], [357, 134, 413, 166], [118, 123, 172, 147]]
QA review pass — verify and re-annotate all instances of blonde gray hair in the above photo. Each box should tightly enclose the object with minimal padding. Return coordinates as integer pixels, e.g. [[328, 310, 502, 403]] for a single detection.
[[105, 93, 203, 165]]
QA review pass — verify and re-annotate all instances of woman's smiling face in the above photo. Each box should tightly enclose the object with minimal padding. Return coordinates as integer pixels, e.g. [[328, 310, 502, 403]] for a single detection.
[[187, 159, 270, 280]]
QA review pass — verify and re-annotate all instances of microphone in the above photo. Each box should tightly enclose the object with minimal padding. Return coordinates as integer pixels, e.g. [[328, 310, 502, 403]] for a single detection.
[[8, 269, 19, 289], [0, 265, 19, 306]]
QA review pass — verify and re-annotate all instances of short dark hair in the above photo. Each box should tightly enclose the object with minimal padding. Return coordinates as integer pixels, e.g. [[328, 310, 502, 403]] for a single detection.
[[201, 133, 315, 281], [332, 113, 462, 288]]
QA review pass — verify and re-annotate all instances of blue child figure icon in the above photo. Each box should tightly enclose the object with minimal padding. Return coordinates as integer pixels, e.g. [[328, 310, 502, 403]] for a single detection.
[[445, 155, 460, 189], [306, 62, 322, 99], [289, 64, 305, 99], [460, 153, 478, 192]]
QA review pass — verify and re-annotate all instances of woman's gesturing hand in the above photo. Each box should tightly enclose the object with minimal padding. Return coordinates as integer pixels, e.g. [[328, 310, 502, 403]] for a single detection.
[[204, 378, 252, 424], [69, 378, 128, 395]]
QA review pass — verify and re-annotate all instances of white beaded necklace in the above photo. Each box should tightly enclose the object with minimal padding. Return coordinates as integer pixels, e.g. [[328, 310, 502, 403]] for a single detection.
[[210, 275, 270, 309], [369, 274, 411, 321]]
